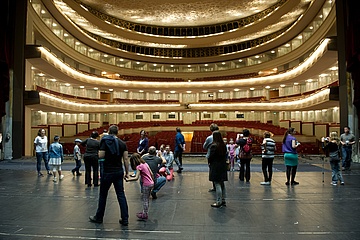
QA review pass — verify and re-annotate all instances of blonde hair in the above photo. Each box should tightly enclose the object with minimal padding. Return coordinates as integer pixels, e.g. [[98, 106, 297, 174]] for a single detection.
[[329, 131, 340, 144]]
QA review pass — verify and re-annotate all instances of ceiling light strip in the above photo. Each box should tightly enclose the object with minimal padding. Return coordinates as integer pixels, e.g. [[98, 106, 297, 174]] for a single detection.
[[38, 38, 330, 89]]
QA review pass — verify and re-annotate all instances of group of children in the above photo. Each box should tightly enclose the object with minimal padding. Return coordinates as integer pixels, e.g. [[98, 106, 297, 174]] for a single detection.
[[45, 136, 83, 183]]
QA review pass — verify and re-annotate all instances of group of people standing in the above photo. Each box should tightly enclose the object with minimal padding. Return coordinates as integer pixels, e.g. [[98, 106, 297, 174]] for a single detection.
[[202, 124, 355, 208], [34, 123, 356, 224]]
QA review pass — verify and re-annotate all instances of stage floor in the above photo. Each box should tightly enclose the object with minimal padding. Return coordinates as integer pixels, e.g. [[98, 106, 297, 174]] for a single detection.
[[0, 158, 359, 240]]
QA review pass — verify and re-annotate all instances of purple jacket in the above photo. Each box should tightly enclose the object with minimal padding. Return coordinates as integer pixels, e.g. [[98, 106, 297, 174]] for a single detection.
[[282, 135, 297, 154]]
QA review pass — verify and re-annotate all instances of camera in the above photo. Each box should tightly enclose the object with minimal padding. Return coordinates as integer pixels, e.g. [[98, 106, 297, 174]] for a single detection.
[[323, 137, 330, 142]]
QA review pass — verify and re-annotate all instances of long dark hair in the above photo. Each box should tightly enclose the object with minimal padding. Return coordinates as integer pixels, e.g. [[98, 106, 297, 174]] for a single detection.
[[282, 128, 295, 144], [130, 153, 146, 170], [212, 131, 226, 156]]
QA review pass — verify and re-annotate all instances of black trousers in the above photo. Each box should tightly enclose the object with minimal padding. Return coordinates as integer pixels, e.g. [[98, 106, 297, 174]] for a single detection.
[[239, 158, 251, 181], [84, 155, 99, 186], [261, 157, 274, 182]]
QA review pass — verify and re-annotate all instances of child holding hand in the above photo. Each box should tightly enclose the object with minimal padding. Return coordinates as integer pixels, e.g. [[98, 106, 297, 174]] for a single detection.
[[127, 153, 154, 221]]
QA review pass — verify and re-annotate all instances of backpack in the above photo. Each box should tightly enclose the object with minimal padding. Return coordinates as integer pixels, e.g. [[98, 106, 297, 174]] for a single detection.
[[239, 138, 252, 159]]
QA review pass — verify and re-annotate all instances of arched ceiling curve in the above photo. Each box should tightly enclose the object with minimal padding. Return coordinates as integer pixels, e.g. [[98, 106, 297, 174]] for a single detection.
[[78, 0, 281, 27], [49, 0, 319, 60]]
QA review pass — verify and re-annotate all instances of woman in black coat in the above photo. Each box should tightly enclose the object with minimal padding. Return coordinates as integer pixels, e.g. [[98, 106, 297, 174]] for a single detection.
[[208, 131, 228, 208]]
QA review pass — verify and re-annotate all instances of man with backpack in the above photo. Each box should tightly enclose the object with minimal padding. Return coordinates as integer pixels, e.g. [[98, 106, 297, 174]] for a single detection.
[[89, 125, 129, 226], [236, 129, 252, 182]]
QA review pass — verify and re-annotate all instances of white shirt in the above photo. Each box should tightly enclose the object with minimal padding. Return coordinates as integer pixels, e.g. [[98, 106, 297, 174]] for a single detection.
[[34, 136, 48, 152]]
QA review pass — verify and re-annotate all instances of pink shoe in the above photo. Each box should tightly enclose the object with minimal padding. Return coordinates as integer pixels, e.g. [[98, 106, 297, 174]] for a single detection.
[[136, 212, 148, 221]]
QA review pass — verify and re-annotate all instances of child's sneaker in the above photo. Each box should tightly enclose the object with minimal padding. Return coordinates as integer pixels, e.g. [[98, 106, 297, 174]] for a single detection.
[[136, 212, 148, 221], [59, 175, 64, 180], [331, 182, 337, 186], [340, 182, 345, 185], [53, 177, 57, 182], [260, 181, 271, 185]]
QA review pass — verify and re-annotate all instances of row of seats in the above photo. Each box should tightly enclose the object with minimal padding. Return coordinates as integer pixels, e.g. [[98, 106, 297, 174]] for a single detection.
[[194, 72, 258, 81], [113, 98, 180, 104], [64, 133, 319, 155], [36, 86, 107, 103], [198, 96, 265, 103]]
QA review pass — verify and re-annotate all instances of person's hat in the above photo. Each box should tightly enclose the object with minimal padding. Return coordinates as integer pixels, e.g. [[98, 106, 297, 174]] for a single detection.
[[54, 135, 60, 141], [74, 138, 82, 143]]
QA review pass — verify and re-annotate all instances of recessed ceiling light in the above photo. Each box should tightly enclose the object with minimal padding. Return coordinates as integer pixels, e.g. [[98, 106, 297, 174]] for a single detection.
[[204, 64, 208, 67], [170, 91, 176, 93], [136, 62, 140, 64], [309, 26, 314, 30], [79, 86, 85, 89], [234, 88, 240, 91], [103, 54, 108, 57], [239, 59, 243, 62], [109, 88, 113, 91], [124, 90, 129, 92], [285, 43, 291, 47], [41, 10, 46, 14], [187, 65, 191, 68], [297, 35, 303, 39], [293, 82, 299, 85], [101, 71, 107, 74], [186, 90, 192, 93], [202, 90, 208, 93], [89, 49, 94, 52], [265, 86, 271, 89], [65, 83, 70, 86], [94, 87, 98, 90], [271, 50, 275, 54], [119, 58, 124, 61], [170, 65, 174, 67], [50, 78, 57, 82], [329, 66, 338, 71], [221, 62, 226, 65], [139, 90, 144, 93], [250, 87, 255, 90], [75, 42, 80, 45], [38, 73, 45, 77], [305, 79, 313, 83], [280, 84, 286, 87], [153, 64, 157, 66], [154, 90, 160, 93], [255, 55, 260, 59], [52, 23, 57, 27], [219, 90, 224, 92], [64, 33, 69, 37]]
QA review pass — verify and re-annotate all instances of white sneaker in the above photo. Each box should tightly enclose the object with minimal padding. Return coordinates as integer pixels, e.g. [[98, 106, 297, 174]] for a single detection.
[[53, 177, 57, 182], [59, 175, 64, 180], [331, 182, 337, 186], [260, 181, 271, 185], [340, 182, 345, 185]]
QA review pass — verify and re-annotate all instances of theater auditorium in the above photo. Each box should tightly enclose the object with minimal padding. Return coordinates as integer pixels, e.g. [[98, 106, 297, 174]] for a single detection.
[[0, 0, 359, 239]]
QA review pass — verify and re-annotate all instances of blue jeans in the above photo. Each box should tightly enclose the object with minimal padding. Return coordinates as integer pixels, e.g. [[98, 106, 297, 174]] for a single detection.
[[342, 147, 352, 169], [152, 176, 166, 193], [36, 152, 50, 172], [329, 158, 343, 183], [95, 171, 129, 221], [72, 159, 82, 174], [214, 181, 226, 204], [174, 151, 183, 167]]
